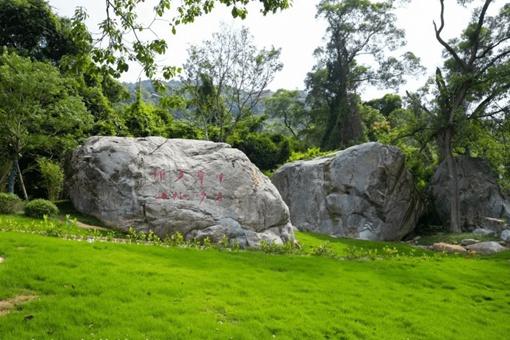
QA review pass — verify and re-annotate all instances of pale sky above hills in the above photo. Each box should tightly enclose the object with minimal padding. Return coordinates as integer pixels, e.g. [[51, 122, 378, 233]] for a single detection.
[[48, 0, 503, 99]]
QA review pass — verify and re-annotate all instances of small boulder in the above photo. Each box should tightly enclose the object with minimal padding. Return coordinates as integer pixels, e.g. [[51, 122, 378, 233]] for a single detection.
[[460, 239, 480, 246], [466, 241, 507, 254], [501, 229, 510, 242], [473, 228, 496, 237], [431, 242, 467, 253], [272, 143, 422, 241]]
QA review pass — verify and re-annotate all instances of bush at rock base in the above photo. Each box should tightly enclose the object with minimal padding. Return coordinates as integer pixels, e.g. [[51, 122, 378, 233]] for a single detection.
[[24, 199, 59, 218]]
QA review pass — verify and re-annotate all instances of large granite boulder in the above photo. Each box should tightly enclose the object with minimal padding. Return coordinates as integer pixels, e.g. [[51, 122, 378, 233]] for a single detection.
[[272, 142, 422, 241], [68, 136, 294, 247], [430, 156, 510, 232]]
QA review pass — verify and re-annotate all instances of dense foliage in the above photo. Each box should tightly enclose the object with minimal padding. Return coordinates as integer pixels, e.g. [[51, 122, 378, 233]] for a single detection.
[[0, 192, 22, 214]]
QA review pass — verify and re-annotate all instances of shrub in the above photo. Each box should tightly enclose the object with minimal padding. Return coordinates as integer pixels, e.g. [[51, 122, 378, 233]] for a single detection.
[[0, 192, 22, 214], [288, 147, 335, 162], [37, 158, 64, 201], [228, 132, 291, 171], [24, 199, 59, 218]]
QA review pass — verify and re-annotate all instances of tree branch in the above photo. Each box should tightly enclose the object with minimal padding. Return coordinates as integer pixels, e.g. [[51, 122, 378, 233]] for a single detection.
[[468, 0, 492, 66], [433, 0, 467, 70], [468, 83, 510, 119]]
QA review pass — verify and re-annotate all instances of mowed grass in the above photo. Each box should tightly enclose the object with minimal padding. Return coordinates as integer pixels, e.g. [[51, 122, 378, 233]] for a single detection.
[[0, 228, 509, 339]]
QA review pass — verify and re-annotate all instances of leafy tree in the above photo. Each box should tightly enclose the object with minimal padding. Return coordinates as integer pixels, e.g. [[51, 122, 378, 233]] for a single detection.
[[123, 83, 171, 137], [87, 0, 290, 81], [406, 0, 510, 232], [0, 0, 132, 137], [0, 52, 93, 197], [307, 0, 421, 150], [0, 0, 87, 63], [264, 89, 309, 138], [365, 94, 403, 117], [181, 24, 283, 140]]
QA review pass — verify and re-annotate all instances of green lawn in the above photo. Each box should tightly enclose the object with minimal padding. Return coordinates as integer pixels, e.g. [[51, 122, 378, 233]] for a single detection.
[[0, 218, 509, 339]]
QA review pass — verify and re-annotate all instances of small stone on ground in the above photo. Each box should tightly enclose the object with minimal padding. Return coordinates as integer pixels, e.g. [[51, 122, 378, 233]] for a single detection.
[[473, 228, 496, 236], [431, 242, 467, 253], [466, 241, 507, 254], [461, 239, 480, 246]]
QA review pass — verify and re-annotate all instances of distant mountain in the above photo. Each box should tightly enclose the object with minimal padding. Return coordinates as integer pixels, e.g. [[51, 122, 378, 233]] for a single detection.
[[122, 80, 182, 104], [122, 80, 306, 116]]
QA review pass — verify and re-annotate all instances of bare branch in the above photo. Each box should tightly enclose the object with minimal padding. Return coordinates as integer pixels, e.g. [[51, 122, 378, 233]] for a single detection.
[[468, 0, 493, 66], [433, 0, 467, 70]]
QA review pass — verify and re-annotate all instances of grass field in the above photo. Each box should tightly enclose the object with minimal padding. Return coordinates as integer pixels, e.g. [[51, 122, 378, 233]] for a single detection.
[[0, 215, 510, 339]]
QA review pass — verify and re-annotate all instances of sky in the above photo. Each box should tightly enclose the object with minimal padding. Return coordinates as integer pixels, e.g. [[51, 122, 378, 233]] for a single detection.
[[47, 0, 501, 99]]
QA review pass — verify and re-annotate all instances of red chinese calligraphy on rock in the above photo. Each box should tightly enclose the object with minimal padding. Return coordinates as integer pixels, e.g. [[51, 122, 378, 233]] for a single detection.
[[150, 168, 166, 182], [215, 192, 223, 204], [156, 192, 169, 200], [199, 191, 207, 204], [172, 192, 190, 201], [175, 169, 185, 182], [197, 170, 205, 187]]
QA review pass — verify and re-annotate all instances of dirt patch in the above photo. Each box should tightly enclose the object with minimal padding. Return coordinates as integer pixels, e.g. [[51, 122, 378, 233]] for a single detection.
[[0, 294, 38, 316], [75, 221, 109, 231]]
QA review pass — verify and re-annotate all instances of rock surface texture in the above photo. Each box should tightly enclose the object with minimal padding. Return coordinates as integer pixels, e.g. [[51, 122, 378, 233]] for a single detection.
[[68, 137, 294, 247], [431, 156, 510, 232], [272, 143, 422, 241]]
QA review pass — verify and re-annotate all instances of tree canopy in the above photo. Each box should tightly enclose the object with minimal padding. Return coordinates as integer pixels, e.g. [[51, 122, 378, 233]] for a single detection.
[[306, 0, 422, 150]]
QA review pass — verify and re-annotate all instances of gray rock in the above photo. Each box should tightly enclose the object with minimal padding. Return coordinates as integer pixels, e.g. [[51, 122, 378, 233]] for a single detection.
[[68, 136, 294, 247], [272, 142, 422, 241], [460, 239, 480, 246], [473, 228, 496, 236], [501, 229, 510, 242], [466, 241, 507, 254], [431, 156, 510, 232]]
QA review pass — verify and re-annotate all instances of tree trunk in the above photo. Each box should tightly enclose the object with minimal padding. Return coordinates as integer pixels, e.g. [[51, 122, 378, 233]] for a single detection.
[[339, 99, 363, 147], [15, 159, 28, 201], [442, 127, 462, 233], [320, 97, 341, 150], [7, 162, 16, 194]]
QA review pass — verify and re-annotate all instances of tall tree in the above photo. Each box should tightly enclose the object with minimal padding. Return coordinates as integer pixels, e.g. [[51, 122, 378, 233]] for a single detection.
[[307, 0, 421, 150], [430, 0, 510, 232], [181, 24, 283, 140], [0, 52, 93, 197]]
